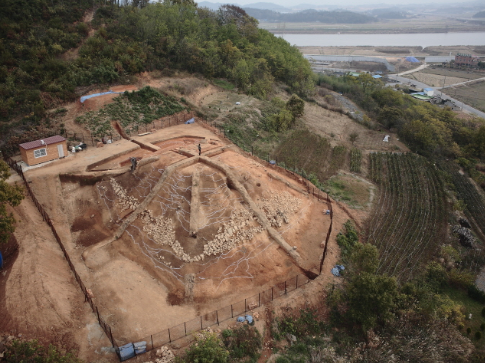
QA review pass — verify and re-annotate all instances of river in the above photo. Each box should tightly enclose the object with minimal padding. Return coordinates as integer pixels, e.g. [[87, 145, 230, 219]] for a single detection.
[[278, 32, 485, 48]]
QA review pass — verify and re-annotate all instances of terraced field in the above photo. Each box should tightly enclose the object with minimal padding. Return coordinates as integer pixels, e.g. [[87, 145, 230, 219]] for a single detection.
[[366, 152, 448, 281]]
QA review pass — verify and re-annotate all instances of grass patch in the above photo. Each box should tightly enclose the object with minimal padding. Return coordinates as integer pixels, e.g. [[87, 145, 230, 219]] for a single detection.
[[222, 325, 262, 362], [213, 79, 235, 90], [75, 86, 185, 137], [273, 129, 347, 181], [443, 285, 485, 348]]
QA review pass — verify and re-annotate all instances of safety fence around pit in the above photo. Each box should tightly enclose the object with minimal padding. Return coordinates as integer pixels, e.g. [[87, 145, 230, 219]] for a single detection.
[[3, 157, 117, 348], [132, 273, 312, 356]]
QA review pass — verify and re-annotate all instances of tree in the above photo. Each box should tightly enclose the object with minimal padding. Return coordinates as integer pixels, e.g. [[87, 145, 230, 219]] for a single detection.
[[0, 160, 24, 244], [349, 132, 359, 145], [285, 94, 304, 121]]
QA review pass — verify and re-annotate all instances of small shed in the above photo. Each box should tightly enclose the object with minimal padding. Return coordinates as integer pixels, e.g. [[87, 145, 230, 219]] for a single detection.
[[424, 87, 434, 96], [19, 135, 67, 166]]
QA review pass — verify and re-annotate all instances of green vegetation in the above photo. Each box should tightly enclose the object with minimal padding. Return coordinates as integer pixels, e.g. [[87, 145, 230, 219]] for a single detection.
[[181, 331, 229, 363], [0, 0, 314, 146], [318, 73, 485, 159], [0, 160, 24, 244], [2, 339, 83, 363], [349, 148, 362, 173], [221, 325, 262, 362], [75, 86, 185, 137]]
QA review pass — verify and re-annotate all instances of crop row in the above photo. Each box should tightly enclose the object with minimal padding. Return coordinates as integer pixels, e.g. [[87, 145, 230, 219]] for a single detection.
[[349, 148, 362, 173], [366, 153, 448, 281]]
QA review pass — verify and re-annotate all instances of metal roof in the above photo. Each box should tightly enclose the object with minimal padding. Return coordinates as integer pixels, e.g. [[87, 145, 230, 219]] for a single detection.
[[19, 135, 66, 150]]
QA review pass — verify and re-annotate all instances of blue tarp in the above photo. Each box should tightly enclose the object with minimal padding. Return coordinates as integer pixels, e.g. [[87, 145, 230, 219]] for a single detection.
[[245, 315, 253, 324], [133, 341, 146, 355], [269, 160, 276, 165], [331, 264, 345, 277], [80, 90, 123, 103], [405, 56, 420, 63], [118, 343, 135, 361], [372, 75, 382, 79], [0, 251, 3, 269], [185, 118, 195, 124], [237, 316, 245, 322]]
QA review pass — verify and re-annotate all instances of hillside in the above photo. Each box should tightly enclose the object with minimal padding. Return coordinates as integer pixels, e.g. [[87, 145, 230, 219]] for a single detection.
[[3, 2, 485, 363]]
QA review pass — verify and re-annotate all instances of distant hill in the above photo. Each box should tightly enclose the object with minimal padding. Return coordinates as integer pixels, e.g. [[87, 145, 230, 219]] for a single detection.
[[244, 9, 376, 24], [473, 10, 485, 18], [244, 2, 291, 12], [368, 7, 409, 19]]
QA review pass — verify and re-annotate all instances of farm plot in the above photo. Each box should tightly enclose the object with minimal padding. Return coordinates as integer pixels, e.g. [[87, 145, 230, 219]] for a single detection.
[[366, 153, 447, 281], [438, 161, 485, 270]]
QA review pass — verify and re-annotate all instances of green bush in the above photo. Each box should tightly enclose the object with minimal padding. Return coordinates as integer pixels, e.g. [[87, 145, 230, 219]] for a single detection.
[[476, 331, 482, 340], [480, 323, 485, 331], [2, 339, 83, 363], [183, 331, 229, 363], [222, 325, 262, 361], [468, 284, 485, 304], [467, 327, 472, 335]]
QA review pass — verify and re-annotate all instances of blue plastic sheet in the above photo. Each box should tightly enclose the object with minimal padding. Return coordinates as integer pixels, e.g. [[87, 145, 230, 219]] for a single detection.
[[331, 264, 345, 277], [118, 343, 135, 361], [80, 90, 123, 103], [185, 118, 195, 124], [237, 316, 245, 322], [405, 56, 420, 63], [0, 251, 3, 269], [133, 341, 146, 355], [245, 315, 253, 324]]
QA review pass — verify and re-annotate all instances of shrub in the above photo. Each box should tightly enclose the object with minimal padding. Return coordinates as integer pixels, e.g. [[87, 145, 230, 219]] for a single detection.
[[468, 284, 485, 304], [476, 331, 482, 340], [480, 323, 485, 331], [2, 339, 82, 363], [183, 331, 229, 363], [222, 325, 262, 360], [467, 327, 472, 335]]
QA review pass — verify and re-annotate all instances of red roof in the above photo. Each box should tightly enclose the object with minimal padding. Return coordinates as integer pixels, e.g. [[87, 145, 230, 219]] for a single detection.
[[19, 135, 66, 150]]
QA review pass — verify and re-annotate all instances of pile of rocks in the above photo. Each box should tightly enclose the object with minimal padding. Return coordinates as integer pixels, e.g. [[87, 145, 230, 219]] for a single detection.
[[204, 208, 263, 257], [110, 178, 139, 211], [141, 211, 176, 246], [452, 225, 475, 248], [142, 346, 174, 363], [259, 192, 301, 228]]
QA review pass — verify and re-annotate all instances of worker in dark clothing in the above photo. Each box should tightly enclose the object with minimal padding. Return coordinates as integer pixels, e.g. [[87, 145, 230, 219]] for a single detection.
[[130, 157, 138, 172], [198, 143, 201, 156]]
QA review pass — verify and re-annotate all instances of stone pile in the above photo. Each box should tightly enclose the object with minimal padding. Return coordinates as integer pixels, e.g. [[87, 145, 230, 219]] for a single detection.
[[452, 225, 475, 248], [204, 208, 263, 257], [110, 178, 139, 211], [140, 206, 263, 264], [258, 191, 301, 228], [142, 346, 174, 363]]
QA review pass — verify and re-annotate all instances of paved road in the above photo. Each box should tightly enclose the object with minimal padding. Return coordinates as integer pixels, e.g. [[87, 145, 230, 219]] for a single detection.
[[387, 74, 485, 119]]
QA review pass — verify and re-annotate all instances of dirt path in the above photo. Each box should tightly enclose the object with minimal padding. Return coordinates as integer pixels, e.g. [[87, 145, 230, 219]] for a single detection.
[[0, 197, 115, 362]]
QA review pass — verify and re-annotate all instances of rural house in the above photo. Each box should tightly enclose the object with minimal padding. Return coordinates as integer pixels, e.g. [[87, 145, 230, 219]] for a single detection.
[[19, 135, 68, 166], [455, 53, 479, 67]]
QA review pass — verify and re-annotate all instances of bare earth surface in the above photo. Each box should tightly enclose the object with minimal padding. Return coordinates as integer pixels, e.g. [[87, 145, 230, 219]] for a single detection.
[[1, 74, 381, 362]]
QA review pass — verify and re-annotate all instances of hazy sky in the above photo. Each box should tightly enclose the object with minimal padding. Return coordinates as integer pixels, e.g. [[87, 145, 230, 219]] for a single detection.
[[230, 0, 476, 6]]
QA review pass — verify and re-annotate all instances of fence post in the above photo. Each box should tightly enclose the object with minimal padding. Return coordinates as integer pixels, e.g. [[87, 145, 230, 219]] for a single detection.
[[151, 335, 153, 350], [216, 310, 219, 325], [231, 304, 233, 318], [244, 299, 247, 313], [184, 322, 187, 336], [271, 287, 274, 301], [200, 316, 203, 330], [285, 281, 287, 294]]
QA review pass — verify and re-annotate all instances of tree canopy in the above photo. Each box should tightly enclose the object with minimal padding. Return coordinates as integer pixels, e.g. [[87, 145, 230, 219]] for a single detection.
[[0, 160, 24, 244]]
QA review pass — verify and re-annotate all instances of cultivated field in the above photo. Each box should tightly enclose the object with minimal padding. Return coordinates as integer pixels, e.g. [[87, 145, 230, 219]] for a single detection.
[[449, 81, 485, 113], [421, 67, 485, 81], [405, 72, 467, 88], [366, 153, 448, 281]]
